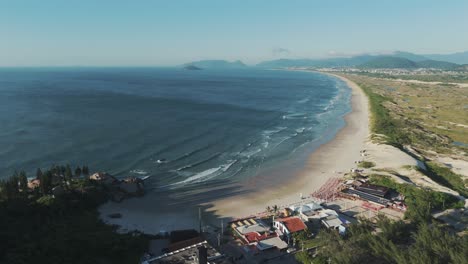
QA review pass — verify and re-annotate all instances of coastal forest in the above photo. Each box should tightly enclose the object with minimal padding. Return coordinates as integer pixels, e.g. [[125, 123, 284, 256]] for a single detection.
[[0, 165, 148, 264]]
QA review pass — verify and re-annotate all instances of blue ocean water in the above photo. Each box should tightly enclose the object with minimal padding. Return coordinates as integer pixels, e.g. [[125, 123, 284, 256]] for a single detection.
[[0, 68, 351, 189]]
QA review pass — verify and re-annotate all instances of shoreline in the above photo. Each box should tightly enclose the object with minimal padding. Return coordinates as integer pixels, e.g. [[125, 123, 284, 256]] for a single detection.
[[206, 71, 370, 219], [99, 71, 371, 233]]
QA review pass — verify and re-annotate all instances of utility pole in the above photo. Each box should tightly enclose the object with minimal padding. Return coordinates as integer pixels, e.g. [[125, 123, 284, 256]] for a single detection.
[[221, 220, 224, 237], [199, 207, 202, 234]]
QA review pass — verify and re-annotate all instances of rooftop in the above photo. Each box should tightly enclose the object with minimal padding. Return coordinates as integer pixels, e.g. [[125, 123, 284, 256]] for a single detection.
[[145, 240, 224, 264], [244, 232, 276, 243], [256, 236, 288, 251], [235, 222, 269, 235], [356, 184, 389, 197], [291, 202, 322, 213], [321, 215, 343, 229], [276, 217, 307, 233]]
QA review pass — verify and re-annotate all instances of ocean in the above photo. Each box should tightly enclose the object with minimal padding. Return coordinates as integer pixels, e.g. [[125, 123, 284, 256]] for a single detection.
[[0, 68, 351, 191]]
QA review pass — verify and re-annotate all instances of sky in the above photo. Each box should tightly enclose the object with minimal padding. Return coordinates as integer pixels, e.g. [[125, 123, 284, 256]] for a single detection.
[[1, 0, 468, 66]]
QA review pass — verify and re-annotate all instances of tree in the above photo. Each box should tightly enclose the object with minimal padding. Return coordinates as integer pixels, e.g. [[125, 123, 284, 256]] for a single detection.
[[0, 180, 7, 200], [82, 165, 89, 176], [75, 167, 82, 177], [36, 168, 43, 180], [65, 165, 73, 182], [0, 174, 19, 200], [19, 171, 28, 191], [40, 171, 52, 195]]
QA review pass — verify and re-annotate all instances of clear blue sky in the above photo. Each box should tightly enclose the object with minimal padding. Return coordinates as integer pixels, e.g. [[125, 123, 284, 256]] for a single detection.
[[1, 0, 467, 66]]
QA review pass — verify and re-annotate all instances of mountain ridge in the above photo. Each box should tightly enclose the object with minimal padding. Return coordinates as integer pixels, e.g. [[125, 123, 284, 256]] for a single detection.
[[182, 60, 247, 69]]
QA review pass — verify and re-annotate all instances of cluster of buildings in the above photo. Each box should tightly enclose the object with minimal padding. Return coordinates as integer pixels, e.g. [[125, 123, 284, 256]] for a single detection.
[[143, 238, 225, 264], [138, 174, 409, 263], [229, 201, 351, 253], [341, 178, 407, 212], [314, 67, 467, 75]]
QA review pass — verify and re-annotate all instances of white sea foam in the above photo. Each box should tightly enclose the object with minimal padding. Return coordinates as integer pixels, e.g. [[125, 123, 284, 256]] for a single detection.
[[171, 160, 236, 185], [262, 126, 287, 137], [296, 127, 305, 133], [240, 148, 262, 158], [130, 169, 149, 175], [282, 113, 306, 120]]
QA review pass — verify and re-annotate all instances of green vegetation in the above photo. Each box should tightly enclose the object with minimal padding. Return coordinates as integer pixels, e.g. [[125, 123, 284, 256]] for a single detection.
[[369, 174, 463, 222], [344, 73, 467, 194], [312, 217, 468, 264], [357, 161, 376, 168], [346, 73, 468, 153], [302, 73, 468, 264], [359, 56, 459, 69], [357, 82, 410, 147], [355, 71, 468, 83], [423, 162, 468, 197], [0, 166, 149, 264], [360, 56, 418, 69]]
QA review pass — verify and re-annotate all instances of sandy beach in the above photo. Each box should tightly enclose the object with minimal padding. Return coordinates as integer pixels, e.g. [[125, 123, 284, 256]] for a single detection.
[[206, 72, 370, 218], [99, 72, 372, 233]]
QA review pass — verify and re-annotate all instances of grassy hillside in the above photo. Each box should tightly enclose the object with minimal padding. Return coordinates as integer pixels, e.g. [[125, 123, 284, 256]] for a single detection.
[[343, 73, 468, 154]]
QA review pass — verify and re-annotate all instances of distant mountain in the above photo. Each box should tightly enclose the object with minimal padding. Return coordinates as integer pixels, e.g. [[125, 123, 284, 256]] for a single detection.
[[256, 51, 463, 69], [423, 51, 468, 65], [256, 55, 375, 68], [360, 56, 418, 68], [183, 60, 247, 69], [391, 51, 428, 62], [415, 60, 459, 70], [183, 65, 202, 70], [360, 57, 460, 69]]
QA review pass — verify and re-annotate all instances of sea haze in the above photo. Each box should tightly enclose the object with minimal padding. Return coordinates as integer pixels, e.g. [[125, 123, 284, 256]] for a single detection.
[[0, 68, 351, 189]]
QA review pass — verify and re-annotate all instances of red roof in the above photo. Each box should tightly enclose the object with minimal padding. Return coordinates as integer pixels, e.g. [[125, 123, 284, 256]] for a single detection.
[[244, 232, 276, 243], [277, 217, 307, 233]]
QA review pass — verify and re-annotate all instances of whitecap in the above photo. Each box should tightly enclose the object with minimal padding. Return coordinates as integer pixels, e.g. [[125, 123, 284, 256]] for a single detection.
[[170, 160, 236, 185], [130, 169, 148, 175]]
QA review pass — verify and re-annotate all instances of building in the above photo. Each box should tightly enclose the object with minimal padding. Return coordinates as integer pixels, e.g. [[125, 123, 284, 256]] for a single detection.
[[232, 220, 288, 251], [143, 240, 225, 264], [235, 222, 269, 236], [27, 179, 40, 190], [290, 202, 323, 222], [356, 184, 389, 197], [89, 172, 118, 185], [256, 236, 288, 251], [273, 217, 307, 239]]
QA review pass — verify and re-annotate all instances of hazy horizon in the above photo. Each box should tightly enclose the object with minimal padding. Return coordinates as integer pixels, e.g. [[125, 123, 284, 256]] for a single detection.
[[1, 0, 468, 66]]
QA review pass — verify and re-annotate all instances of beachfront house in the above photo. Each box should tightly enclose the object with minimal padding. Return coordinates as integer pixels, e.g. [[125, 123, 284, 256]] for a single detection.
[[232, 219, 288, 251], [273, 217, 307, 241], [27, 179, 40, 190], [321, 215, 347, 235], [290, 202, 323, 222]]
